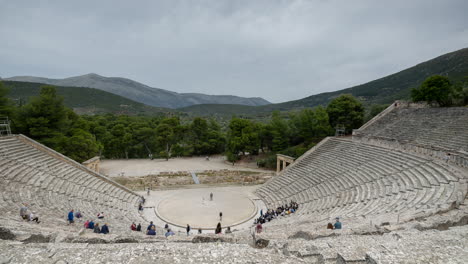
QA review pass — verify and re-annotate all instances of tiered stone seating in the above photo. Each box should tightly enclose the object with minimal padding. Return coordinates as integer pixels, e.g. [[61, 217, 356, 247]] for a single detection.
[[0, 135, 145, 231], [354, 107, 468, 152], [256, 137, 465, 219]]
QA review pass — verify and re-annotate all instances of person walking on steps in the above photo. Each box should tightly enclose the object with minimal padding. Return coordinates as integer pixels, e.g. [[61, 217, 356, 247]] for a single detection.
[[68, 209, 74, 225], [219, 212, 223, 221], [215, 223, 222, 234]]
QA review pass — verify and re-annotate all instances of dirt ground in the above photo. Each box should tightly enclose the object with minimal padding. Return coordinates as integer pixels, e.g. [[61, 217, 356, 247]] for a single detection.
[[100, 156, 269, 177]]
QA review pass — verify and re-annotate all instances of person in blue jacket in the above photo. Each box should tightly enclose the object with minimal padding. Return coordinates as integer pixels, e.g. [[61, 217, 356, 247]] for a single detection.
[[334, 217, 342, 229], [68, 209, 74, 225], [147, 226, 156, 236], [88, 220, 95, 229], [100, 223, 109, 234]]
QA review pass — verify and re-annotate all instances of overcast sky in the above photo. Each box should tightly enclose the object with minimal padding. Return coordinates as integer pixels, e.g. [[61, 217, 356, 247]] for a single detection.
[[1, 0, 467, 103]]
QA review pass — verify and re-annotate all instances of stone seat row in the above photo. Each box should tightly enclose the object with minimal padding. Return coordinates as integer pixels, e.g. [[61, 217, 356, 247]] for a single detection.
[[259, 138, 457, 200], [256, 138, 464, 220], [0, 136, 145, 231], [356, 107, 468, 152]]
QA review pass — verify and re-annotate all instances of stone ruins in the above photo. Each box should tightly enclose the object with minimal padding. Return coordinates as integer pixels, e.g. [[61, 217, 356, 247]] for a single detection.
[[0, 101, 467, 263]]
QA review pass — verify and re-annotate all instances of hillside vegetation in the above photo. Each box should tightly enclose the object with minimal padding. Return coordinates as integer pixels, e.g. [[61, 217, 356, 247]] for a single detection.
[[181, 47, 468, 116], [5, 73, 271, 108], [3, 81, 174, 116]]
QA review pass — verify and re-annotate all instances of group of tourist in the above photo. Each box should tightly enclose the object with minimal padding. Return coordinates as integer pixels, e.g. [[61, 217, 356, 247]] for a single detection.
[[19, 203, 40, 224], [141, 221, 176, 238], [67, 209, 110, 234], [130, 222, 142, 231], [255, 201, 299, 225], [83, 220, 109, 234], [253, 201, 299, 233], [134, 221, 233, 237]]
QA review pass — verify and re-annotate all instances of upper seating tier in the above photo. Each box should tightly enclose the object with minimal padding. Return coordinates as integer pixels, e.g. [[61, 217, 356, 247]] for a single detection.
[[354, 105, 468, 153]]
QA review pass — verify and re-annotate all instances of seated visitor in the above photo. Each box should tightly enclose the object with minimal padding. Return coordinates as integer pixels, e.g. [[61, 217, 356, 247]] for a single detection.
[[147, 221, 155, 232], [327, 223, 334, 229], [100, 223, 109, 234], [29, 211, 40, 223], [136, 223, 142, 232], [131, 222, 137, 231], [198, 228, 202, 234], [225, 227, 232, 234], [164, 223, 169, 230], [68, 209, 74, 225], [88, 220, 95, 229], [165, 228, 175, 238], [75, 210, 82, 219], [97, 212, 104, 219], [147, 226, 156, 236], [20, 203, 28, 220], [94, 223, 101, 233], [334, 218, 342, 229], [84, 220, 90, 229]]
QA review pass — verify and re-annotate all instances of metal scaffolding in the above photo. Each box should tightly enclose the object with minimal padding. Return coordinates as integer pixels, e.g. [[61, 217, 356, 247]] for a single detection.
[[0, 117, 12, 136]]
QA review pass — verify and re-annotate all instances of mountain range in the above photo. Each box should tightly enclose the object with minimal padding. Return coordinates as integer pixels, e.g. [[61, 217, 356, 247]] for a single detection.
[[4, 73, 270, 108], [181, 47, 468, 116], [3, 47, 467, 117]]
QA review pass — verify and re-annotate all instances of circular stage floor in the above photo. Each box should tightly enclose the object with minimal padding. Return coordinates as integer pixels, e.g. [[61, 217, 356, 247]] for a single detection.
[[156, 188, 256, 229]]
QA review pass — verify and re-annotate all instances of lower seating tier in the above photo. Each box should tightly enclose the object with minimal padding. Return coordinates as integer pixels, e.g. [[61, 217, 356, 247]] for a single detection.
[[0, 135, 145, 231]]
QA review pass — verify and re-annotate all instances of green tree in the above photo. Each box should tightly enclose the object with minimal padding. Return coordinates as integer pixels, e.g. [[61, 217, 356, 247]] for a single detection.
[[16, 85, 68, 148], [258, 123, 273, 152], [450, 80, 468, 106], [270, 111, 289, 151], [326, 94, 364, 134], [411, 75, 452, 106], [0, 81, 15, 118], [227, 118, 260, 156], [155, 117, 181, 160], [61, 128, 101, 162], [291, 106, 333, 145]]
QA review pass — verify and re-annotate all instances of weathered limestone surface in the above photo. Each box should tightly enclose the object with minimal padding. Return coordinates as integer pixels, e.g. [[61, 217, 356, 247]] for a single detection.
[[354, 104, 468, 153], [1, 104, 468, 263], [0, 135, 146, 234]]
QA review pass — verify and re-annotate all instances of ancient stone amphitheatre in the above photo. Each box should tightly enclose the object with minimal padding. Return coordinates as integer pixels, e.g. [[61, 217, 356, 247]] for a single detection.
[[1, 101, 467, 263]]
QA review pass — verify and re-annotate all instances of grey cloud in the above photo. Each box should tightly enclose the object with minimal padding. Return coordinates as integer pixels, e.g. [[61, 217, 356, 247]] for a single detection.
[[1, 0, 467, 103]]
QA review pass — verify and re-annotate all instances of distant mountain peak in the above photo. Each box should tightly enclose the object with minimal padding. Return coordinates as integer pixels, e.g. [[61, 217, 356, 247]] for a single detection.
[[82, 73, 102, 77], [5, 74, 271, 109]]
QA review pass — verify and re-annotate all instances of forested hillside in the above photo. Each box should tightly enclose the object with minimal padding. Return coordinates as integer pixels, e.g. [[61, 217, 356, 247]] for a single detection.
[[3, 81, 174, 116], [0, 82, 364, 166], [5, 73, 271, 108], [181, 47, 468, 116]]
